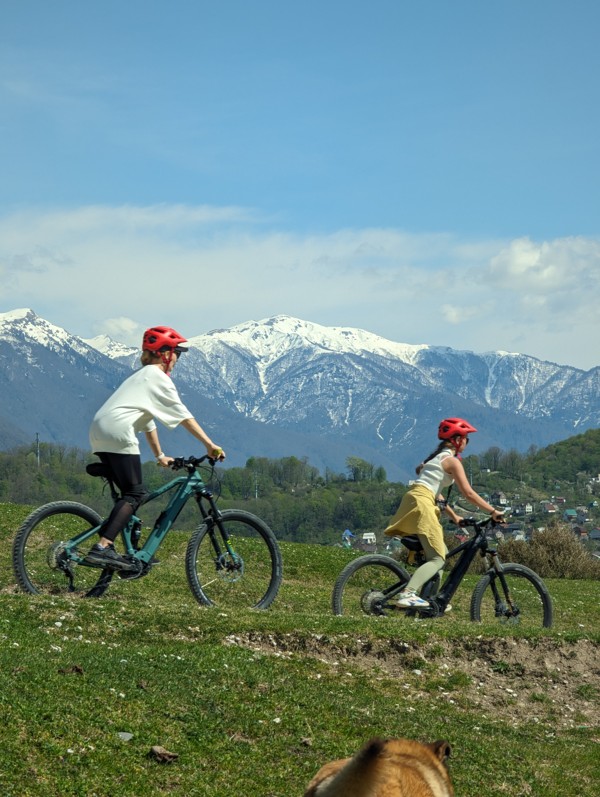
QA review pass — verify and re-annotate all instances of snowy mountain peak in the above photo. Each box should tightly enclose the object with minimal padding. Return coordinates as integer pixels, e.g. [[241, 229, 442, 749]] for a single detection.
[[0, 307, 91, 355], [0, 308, 36, 323], [192, 315, 431, 366], [84, 334, 137, 358]]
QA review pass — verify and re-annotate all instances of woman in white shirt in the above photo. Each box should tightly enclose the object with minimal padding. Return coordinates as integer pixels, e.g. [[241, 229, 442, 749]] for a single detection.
[[85, 325, 225, 569], [384, 417, 503, 608]]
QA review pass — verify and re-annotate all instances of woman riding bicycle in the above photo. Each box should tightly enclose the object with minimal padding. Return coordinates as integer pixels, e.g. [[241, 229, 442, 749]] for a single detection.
[[85, 325, 226, 569], [384, 417, 504, 608]]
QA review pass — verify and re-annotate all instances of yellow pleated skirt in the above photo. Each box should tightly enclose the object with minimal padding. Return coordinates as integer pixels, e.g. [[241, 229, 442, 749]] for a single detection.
[[384, 483, 445, 558]]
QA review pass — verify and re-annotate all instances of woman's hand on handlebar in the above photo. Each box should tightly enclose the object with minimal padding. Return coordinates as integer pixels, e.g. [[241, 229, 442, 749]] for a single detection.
[[444, 504, 465, 526], [208, 445, 226, 462]]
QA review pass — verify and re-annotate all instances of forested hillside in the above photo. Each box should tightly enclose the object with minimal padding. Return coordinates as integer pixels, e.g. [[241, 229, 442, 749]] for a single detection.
[[1, 430, 599, 544]]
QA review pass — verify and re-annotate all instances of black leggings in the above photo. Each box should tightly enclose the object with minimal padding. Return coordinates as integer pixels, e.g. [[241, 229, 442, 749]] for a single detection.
[[97, 453, 148, 543]]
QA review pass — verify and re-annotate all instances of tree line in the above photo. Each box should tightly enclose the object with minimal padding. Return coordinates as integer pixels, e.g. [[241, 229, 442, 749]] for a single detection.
[[1, 430, 599, 543]]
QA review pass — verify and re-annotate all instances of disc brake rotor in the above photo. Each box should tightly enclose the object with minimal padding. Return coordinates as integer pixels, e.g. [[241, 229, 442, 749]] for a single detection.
[[360, 589, 387, 615], [216, 551, 244, 583]]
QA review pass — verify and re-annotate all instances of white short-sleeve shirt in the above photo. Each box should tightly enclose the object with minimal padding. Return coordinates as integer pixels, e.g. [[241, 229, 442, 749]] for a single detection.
[[89, 365, 192, 455]]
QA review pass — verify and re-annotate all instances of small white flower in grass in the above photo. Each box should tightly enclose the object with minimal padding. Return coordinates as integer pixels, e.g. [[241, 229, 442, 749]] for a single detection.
[[55, 622, 62, 628], [273, 717, 281, 724]]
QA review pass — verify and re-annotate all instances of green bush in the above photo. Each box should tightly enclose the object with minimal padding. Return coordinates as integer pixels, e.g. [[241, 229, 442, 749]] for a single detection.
[[501, 522, 600, 580]]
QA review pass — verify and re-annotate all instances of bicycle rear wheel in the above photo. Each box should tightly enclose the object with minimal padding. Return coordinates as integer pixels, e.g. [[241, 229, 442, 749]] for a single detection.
[[12, 501, 112, 597], [185, 509, 282, 609], [332, 554, 410, 617], [470, 563, 553, 629]]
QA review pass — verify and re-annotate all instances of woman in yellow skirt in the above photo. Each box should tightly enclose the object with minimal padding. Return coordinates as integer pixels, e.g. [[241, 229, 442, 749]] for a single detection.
[[384, 417, 504, 608]]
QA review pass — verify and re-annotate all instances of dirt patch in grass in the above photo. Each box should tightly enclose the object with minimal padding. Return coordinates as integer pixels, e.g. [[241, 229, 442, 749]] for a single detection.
[[224, 632, 600, 730]]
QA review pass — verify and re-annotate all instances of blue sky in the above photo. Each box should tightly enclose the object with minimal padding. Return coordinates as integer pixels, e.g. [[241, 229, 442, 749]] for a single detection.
[[1, 0, 599, 368]]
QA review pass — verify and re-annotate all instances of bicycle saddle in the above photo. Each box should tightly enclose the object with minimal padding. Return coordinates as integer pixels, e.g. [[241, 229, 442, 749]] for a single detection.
[[85, 462, 112, 480], [400, 535, 422, 551]]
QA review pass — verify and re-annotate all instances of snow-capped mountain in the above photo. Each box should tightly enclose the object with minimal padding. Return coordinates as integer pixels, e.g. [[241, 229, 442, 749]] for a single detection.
[[3, 309, 600, 481], [0, 309, 132, 453], [83, 334, 137, 359]]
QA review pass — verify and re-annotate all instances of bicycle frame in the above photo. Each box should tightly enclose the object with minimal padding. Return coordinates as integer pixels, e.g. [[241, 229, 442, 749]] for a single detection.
[[428, 530, 490, 608], [399, 520, 502, 615], [64, 460, 233, 568]]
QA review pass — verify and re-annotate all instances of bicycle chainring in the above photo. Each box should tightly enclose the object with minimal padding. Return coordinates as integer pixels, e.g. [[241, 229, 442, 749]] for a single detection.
[[116, 558, 148, 580]]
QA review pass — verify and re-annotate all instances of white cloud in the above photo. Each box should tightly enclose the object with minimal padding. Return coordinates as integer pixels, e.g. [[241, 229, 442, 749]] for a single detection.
[[1, 204, 598, 369], [479, 236, 600, 320], [98, 317, 142, 346]]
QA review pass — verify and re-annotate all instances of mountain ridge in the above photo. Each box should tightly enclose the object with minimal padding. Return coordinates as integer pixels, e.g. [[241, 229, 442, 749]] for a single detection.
[[2, 308, 599, 481]]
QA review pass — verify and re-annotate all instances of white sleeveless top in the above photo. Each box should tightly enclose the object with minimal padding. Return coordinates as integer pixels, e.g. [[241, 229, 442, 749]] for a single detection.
[[414, 449, 454, 496]]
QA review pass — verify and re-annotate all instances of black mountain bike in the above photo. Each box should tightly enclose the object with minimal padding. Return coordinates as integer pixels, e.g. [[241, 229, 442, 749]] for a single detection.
[[13, 456, 283, 609], [332, 517, 553, 628]]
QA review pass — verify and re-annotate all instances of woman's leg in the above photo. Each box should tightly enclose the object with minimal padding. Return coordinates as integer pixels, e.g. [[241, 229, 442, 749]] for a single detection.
[[400, 536, 447, 601], [84, 454, 148, 568], [97, 453, 146, 544], [405, 550, 444, 593]]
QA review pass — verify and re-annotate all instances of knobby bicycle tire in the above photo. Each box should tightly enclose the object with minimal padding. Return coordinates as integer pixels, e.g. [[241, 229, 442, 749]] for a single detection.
[[185, 509, 283, 609], [332, 554, 410, 617], [12, 501, 111, 597], [470, 563, 553, 629]]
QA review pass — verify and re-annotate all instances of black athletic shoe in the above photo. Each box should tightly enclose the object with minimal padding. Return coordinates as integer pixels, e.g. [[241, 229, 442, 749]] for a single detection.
[[84, 543, 127, 569]]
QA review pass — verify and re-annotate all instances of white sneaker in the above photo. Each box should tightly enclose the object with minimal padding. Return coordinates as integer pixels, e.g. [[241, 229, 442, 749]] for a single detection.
[[396, 590, 429, 608]]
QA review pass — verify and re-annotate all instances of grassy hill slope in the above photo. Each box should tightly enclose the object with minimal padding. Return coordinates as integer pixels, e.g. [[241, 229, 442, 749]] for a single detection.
[[0, 502, 599, 796]]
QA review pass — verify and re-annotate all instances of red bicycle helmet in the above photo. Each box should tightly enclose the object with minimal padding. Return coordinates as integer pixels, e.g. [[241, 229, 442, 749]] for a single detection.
[[142, 326, 188, 352], [438, 417, 477, 440]]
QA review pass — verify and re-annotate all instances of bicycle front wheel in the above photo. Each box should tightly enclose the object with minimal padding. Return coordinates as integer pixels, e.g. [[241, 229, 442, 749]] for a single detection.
[[332, 554, 410, 617], [185, 510, 282, 609], [12, 501, 110, 597], [470, 563, 553, 629]]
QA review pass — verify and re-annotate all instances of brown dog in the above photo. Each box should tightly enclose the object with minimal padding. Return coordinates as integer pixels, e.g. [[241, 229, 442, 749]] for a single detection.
[[304, 737, 454, 797]]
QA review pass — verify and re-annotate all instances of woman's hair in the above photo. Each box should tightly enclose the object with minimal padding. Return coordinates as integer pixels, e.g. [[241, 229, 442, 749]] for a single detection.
[[140, 350, 162, 366], [415, 440, 453, 475]]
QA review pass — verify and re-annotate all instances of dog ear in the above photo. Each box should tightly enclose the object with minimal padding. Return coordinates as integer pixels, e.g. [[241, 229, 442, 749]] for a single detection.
[[430, 740, 452, 764], [358, 737, 387, 761]]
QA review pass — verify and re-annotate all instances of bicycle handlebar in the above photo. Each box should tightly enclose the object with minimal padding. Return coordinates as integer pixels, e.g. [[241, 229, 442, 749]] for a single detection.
[[170, 455, 217, 472], [459, 516, 507, 531]]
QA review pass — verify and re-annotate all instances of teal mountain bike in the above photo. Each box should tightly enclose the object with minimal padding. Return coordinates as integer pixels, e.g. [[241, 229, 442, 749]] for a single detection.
[[13, 456, 283, 609]]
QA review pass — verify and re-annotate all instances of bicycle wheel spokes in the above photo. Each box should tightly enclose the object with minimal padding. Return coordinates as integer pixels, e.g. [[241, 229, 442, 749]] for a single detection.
[[13, 502, 105, 596], [332, 555, 409, 617], [470, 564, 553, 629], [185, 510, 282, 610]]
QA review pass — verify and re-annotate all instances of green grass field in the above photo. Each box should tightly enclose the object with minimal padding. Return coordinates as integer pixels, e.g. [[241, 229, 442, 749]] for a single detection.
[[1, 502, 599, 796]]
